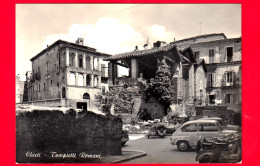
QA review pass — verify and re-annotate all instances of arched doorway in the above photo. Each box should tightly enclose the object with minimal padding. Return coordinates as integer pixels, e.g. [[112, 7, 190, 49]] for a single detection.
[[62, 87, 66, 98], [83, 93, 90, 99]]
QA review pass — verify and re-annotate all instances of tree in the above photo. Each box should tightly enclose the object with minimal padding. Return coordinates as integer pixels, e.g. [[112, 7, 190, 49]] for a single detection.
[[146, 58, 175, 114], [94, 86, 141, 115]]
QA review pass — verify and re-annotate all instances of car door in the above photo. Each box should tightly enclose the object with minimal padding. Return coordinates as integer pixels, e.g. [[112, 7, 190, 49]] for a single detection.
[[198, 122, 220, 138], [180, 123, 198, 147]]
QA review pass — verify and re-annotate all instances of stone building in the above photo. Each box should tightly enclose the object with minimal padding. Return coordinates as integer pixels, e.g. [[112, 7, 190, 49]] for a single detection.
[[25, 38, 111, 110], [104, 41, 207, 119], [171, 34, 242, 113], [16, 75, 25, 103]]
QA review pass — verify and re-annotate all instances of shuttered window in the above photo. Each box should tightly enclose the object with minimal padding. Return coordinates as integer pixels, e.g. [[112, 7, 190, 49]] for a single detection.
[[209, 49, 215, 63]]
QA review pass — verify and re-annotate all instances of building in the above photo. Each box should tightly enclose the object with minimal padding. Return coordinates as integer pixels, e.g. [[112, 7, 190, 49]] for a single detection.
[[25, 38, 111, 110], [16, 75, 25, 103], [172, 34, 242, 113], [104, 41, 207, 119]]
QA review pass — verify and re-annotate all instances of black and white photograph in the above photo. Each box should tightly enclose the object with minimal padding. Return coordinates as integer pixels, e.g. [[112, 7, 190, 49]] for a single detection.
[[15, 4, 242, 163]]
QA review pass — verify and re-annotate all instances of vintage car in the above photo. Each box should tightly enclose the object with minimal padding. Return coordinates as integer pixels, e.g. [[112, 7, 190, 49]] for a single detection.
[[121, 130, 129, 146], [147, 122, 167, 138], [198, 117, 241, 131], [170, 120, 238, 151]]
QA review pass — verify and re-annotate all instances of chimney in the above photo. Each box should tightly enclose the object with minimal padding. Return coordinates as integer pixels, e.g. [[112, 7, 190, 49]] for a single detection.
[[174, 38, 175, 42], [76, 37, 84, 45], [135, 46, 139, 51]]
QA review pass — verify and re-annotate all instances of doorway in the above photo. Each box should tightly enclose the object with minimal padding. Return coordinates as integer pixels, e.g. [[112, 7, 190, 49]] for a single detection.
[[77, 102, 88, 111]]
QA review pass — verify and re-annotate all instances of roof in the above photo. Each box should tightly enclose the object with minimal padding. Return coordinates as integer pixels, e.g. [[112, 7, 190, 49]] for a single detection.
[[182, 119, 219, 125], [170, 33, 227, 45], [103, 44, 179, 61], [30, 40, 111, 61]]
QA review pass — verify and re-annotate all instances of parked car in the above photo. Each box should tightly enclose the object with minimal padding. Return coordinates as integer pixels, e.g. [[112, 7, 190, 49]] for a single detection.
[[170, 120, 238, 151], [121, 130, 129, 146], [198, 117, 241, 131], [195, 132, 241, 163], [147, 123, 167, 138]]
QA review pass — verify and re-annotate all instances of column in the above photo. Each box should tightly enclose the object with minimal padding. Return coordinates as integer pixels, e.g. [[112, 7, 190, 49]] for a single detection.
[[75, 73, 78, 86], [75, 52, 78, 68], [83, 53, 86, 69], [131, 59, 138, 78], [83, 73, 86, 86], [67, 69, 70, 85], [98, 58, 101, 71], [66, 48, 69, 66], [98, 75, 101, 88], [90, 56, 93, 70], [90, 74, 94, 87]]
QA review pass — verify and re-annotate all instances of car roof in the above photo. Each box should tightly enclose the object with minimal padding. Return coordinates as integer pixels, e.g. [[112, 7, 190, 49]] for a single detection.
[[199, 117, 222, 120], [182, 119, 219, 125]]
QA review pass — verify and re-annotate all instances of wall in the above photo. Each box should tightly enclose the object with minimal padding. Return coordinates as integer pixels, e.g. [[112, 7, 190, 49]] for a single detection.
[[194, 65, 207, 105], [140, 96, 165, 120], [16, 76, 25, 103], [16, 109, 122, 163], [67, 86, 101, 108], [190, 38, 241, 64]]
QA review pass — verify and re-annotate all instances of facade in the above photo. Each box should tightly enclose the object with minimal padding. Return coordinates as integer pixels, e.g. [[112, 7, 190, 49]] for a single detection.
[[172, 34, 241, 113], [16, 75, 25, 103], [104, 42, 207, 119], [25, 38, 111, 110]]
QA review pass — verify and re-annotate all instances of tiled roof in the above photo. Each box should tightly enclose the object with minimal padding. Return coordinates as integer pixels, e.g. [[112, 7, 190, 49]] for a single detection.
[[104, 44, 188, 61]]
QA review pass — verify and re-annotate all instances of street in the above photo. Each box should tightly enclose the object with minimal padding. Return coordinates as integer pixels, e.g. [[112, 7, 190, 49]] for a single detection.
[[122, 135, 198, 164]]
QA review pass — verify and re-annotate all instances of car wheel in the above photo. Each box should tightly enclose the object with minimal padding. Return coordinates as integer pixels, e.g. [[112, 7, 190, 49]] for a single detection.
[[147, 135, 150, 139], [177, 141, 190, 151], [121, 142, 126, 146], [199, 155, 211, 163]]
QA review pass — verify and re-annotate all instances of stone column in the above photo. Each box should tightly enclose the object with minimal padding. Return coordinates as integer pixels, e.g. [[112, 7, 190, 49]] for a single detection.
[[131, 59, 138, 78], [75, 52, 78, 68], [90, 74, 94, 87], [98, 58, 101, 71], [90, 56, 93, 70], [66, 48, 69, 66], [67, 69, 70, 85], [98, 75, 101, 88], [83, 73, 86, 86], [83, 53, 86, 69], [75, 73, 78, 86]]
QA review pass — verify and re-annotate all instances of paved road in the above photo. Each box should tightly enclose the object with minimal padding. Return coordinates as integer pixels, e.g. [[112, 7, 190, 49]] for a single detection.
[[122, 135, 198, 164]]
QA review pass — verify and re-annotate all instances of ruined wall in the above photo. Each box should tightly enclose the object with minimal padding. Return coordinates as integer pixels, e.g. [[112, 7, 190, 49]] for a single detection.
[[140, 96, 165, 120], [16, 110, 122, 163], [194, 65, 207, 105]]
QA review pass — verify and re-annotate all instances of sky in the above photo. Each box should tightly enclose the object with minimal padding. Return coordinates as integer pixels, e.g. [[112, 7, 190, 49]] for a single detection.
[[16, 4, 241, 81]]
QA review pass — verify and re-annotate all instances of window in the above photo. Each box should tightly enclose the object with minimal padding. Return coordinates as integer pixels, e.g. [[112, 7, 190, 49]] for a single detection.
[[224, 72, 235, 86], [225, 94, 234, 104], [194, 51, 200, 60], [79, 55, 83, 68], [209, 95, 215, 104], [226, 47, 233, 62], [207, 73, 215, 87], [199, 123, 219, 132], [39, 84, 40, 92], [43, 83, 45, 90], [181, 124, 197, 132], [209, 49, 215, 63]]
